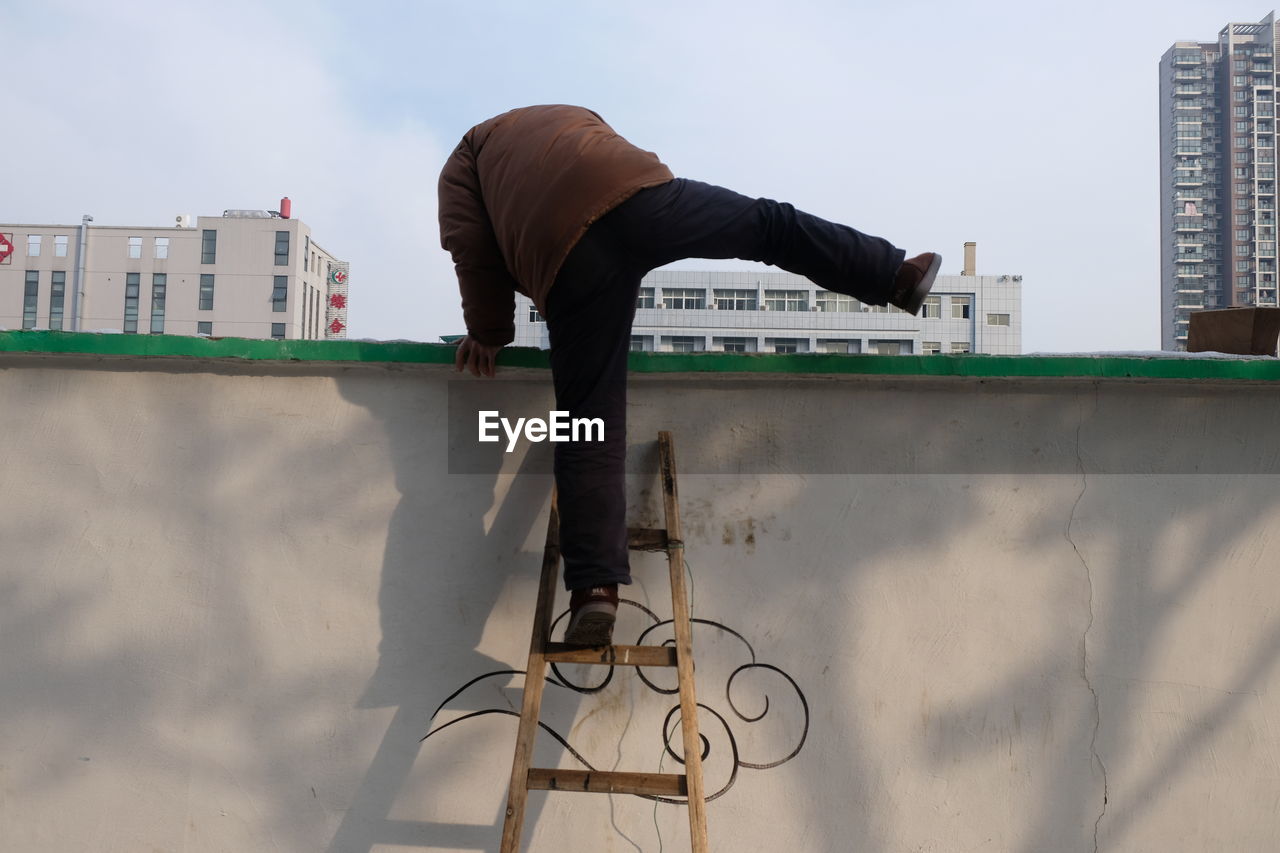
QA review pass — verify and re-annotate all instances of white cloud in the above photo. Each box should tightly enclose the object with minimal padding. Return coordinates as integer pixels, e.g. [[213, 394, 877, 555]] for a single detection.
[[4, 0, 457, 342]]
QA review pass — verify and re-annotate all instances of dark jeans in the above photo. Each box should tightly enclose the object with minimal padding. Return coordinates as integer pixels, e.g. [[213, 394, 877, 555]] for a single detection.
[[545, 178, 905, 590]]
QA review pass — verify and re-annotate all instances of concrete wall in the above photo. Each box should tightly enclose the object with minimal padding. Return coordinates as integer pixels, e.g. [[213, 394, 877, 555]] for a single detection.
[[3, 345, 1280, 852]]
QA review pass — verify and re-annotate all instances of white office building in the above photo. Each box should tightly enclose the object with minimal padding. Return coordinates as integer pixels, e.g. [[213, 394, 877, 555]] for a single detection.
[[513, 243, 1021, 355], [0, 201, 348, 340]]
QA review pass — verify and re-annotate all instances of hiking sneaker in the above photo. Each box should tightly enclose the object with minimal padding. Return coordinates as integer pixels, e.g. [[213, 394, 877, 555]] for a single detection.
[[564, 584, 618, 647], [889, 252, 942, 315]]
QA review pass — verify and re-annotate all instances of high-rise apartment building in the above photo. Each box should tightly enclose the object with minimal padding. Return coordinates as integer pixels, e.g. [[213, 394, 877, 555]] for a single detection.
[[1161, 13, 1278, 350], [0, 202, 349, 340]]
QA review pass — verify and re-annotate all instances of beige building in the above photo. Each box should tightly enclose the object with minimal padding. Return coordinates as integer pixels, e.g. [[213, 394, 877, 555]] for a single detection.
[[0, 204, 349, 339]]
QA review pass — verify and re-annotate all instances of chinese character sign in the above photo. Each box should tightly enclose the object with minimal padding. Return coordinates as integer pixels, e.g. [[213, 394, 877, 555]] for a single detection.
[[326, 262, 349, 339]]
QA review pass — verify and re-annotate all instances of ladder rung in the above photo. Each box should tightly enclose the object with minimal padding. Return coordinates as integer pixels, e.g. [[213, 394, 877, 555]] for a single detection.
[[627, 526, 669, 551], [527, 768, 688, 797], [543, 643, 677, 667]]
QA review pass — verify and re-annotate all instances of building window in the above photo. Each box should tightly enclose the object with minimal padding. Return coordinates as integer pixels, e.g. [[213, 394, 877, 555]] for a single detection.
[[150, 273, 166, 334], [713, 288, 757, 310], [27, 235, 40, 257], [987, 313, 1010, 326], [201, 230, 217, 264], [271, 323, 286, 340], [718, 336, 750, 352], [199, 274, 214, 310], [636, 287, 655, 309], [817, 339, 857, 354], [921, 295, 942, 318], [274, 231, 290, 266], [764, 289, 808, 311], [661, 288, 705, 310], [666, 335, 704, 352], [49, 271, 65, 330], [922, 341, 942, 355], [528, 305, 544, 322], [951, 341, 972, 353], [128, 236, 142, 259], [951, 296, 972, 319], [54, 235, 69, 257], [23, 271, 39, 329], [304, 235, 310, 272], [766, 337, 803, 353], [629, 335, 652, 352], [871, 340, 908, 355], [154, 237, 169, 259], [272, 276, 288, 312], [815, 290, 857, 312], [197, 321, 213, 335], [124, 272, 140, 333]]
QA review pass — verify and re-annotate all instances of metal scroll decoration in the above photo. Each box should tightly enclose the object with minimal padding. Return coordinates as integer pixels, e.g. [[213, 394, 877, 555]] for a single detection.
[[420, 599, 809, 804]]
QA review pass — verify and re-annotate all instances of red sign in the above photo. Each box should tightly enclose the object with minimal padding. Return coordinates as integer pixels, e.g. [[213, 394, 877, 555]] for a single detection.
[[329, 293, 346, 309], [331, 269, 347, 285], [0, 233, 13, 264], [328, 318, 345, 335]]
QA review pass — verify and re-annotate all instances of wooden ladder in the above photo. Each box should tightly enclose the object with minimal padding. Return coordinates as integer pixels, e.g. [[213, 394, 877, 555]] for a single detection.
[[500, 431, 709, 852]]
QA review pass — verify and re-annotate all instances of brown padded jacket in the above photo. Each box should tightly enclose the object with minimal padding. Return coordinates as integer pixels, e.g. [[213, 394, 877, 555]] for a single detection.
[[438, 105, 674, 345]]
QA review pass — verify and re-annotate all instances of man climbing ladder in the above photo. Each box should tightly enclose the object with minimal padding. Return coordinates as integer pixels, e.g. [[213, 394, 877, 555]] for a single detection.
[[439, 104, 941, 645]]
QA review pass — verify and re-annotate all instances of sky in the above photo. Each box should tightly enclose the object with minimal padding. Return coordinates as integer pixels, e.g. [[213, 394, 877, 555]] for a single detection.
[[2, 0, 1251, 352]]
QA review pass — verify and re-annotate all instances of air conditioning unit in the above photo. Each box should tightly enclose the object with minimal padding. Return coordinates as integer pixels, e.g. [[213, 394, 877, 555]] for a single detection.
[[175, 214, 193, 228], [656, 301, 666, 309], [1012, 275, 1023, 282]]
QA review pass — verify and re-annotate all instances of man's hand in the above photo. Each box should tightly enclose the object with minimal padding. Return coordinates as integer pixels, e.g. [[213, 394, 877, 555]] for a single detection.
[[454, 335, 503, 378]]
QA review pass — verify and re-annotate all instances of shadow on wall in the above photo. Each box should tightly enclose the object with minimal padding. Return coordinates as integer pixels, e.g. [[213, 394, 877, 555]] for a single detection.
[[7, 359, 1279, 852], [327, 369, 555, 852]]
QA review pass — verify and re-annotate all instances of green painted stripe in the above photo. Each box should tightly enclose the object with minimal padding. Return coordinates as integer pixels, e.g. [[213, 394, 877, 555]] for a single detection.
[[2, 329, 1279, 381]]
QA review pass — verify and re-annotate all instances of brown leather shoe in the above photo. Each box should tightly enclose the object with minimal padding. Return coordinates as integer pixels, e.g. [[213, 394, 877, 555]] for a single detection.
[[890, 252, 942, 315]]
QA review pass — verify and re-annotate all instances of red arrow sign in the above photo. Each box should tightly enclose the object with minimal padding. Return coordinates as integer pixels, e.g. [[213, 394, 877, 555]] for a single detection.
[[0, 233, 14, 264]]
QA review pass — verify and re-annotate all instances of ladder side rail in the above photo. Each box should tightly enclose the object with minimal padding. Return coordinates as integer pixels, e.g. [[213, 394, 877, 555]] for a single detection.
[[658, 432, 710, 853], [500, 493, 563, 852]]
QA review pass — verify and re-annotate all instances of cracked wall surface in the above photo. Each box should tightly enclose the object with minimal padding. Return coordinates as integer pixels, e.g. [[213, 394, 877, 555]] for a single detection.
[[2, 354, 1280, 852]]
